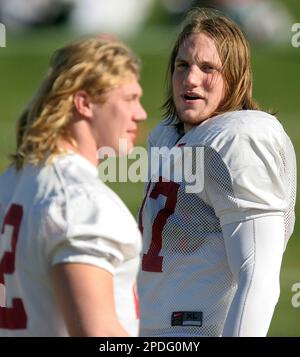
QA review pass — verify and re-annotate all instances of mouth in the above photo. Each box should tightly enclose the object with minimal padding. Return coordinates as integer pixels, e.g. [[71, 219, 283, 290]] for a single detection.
[[127, 129, 137, 139], [182, 92, 205, 102]]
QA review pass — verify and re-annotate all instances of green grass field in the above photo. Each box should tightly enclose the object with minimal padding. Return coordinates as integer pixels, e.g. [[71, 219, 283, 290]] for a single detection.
[[0, 1, 299, 336]]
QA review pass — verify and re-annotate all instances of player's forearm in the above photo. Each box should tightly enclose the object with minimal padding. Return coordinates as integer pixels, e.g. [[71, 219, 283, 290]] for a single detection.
[[221, 216, 284, 336], [52, 263, 130, 337], [67, 317, 129, 337]]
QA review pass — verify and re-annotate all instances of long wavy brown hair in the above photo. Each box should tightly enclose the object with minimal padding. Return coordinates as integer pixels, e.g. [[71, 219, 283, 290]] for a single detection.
[[162, 7, 259, 124]]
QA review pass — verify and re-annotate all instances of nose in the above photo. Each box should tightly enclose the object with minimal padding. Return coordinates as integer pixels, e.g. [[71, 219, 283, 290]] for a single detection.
[[184, 65, 201, 88], [134, 102, 147, 122]]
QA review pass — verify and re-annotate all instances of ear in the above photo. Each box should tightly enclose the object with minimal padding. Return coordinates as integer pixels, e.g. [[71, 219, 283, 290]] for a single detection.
[[73, 90, 93, 118]]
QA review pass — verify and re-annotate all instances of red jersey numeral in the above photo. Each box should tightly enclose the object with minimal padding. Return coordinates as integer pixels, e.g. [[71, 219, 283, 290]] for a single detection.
[[141, 179, 179, 272], [0, 204, 27, 329]]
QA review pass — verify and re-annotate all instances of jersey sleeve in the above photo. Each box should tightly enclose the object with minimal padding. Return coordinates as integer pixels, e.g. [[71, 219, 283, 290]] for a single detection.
[[221, 215, 284, 336], [204, 125, 289, 226], [41, 182, 139, 275]]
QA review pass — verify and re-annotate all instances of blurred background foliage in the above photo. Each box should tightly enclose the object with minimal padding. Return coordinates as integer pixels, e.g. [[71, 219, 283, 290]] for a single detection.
[[0, 0, 299, 336]]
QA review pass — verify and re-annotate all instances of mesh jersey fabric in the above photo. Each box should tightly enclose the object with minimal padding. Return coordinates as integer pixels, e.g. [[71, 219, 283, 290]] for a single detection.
[[138, 110, 296, 337]]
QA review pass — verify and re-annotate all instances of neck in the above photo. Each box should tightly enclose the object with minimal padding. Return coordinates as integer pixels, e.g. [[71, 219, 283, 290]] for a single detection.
[[184, 122, 194, 133], [60, 116, 98, 167]]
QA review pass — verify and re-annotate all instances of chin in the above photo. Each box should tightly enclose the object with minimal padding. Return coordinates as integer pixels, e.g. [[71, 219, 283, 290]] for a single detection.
[[127, 146, 134, 155], [179, 112, 209, 125], [118, 141, 134, 157], [127, 141, 135, 155], [181, 114, 206, 126]]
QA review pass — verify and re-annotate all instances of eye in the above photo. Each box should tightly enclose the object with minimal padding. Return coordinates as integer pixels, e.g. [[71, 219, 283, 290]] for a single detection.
[[201, 64, 215, 73], [125, 95, 138, 102], [201, 63, 220, 74], [175, 61, 189, 69]]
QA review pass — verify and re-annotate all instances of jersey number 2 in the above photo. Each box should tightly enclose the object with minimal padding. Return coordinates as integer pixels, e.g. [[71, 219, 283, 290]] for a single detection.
[[0, 204, 27, 329], [141, 180, 179, 272]]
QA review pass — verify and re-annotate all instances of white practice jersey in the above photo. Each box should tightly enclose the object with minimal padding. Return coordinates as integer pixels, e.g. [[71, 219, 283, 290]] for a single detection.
[[0, 152, 141, 336], [138, 110, 296, 337]]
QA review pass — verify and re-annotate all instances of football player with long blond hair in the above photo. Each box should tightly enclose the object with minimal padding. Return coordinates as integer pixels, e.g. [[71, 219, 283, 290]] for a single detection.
[[0, 35, 146, 336]]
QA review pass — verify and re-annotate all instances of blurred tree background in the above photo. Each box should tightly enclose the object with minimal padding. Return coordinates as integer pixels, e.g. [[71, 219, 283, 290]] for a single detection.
[[0, 0, 299, 336]]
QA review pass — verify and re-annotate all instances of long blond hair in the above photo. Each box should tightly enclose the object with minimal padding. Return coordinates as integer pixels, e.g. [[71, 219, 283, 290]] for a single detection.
[[11, 36, 140, 169], [163, 8, 259, 123]]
